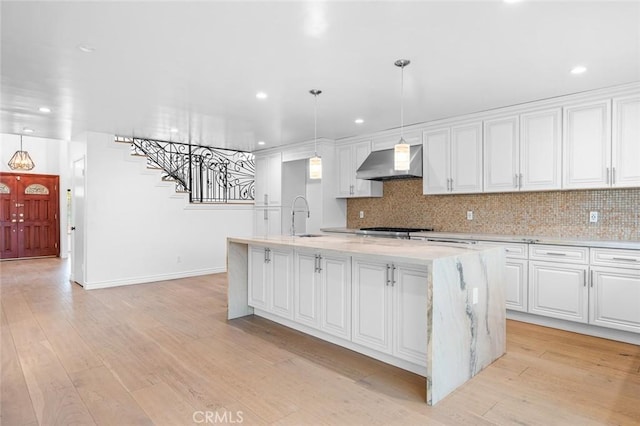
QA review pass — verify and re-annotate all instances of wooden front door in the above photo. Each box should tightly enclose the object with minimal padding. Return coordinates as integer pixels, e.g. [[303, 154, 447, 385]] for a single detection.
[[0, 173, 60, 259]]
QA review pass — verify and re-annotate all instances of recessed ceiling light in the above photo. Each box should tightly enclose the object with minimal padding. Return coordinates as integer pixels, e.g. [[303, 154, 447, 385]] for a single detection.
[[38, 106, 51, 113], [257, 141, 266, 145], [256, 92, 268, 100], [571, 65, 587, 75], [23, 128, 34, 133], [354, 118, 364, 124], [77, 44, 96, 53], [170, 127, 179, 133]]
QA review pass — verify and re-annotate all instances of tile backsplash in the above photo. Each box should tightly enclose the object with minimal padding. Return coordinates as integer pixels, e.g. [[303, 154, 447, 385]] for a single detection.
[[347, 179, 640, 241]]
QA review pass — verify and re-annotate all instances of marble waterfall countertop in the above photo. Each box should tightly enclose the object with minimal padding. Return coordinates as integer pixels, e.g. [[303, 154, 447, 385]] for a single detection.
[[227, 233, 490, 265], [320, 227, 640, 250], [227, 233, 506, 405]]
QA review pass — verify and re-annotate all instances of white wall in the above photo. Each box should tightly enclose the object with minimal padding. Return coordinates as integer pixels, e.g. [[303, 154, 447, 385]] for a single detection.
[[79, 132, 253, 289], [1, 133, 71, 257]]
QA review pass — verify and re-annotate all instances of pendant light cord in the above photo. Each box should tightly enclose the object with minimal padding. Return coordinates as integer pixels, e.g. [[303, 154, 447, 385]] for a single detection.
[[400, 65, 404, 141], [314, 92, 318, 156]]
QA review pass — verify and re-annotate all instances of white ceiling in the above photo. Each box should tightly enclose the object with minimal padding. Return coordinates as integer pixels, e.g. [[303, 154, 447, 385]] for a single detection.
[[1, 1, 639, 152]]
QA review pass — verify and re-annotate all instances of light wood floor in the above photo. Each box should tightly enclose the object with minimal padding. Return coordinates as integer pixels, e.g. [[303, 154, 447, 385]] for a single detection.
[[1, 258, 639, 425]]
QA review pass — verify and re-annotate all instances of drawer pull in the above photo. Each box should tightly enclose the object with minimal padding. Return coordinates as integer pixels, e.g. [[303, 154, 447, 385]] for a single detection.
[[544, 252, 567, 256], [611, 257, 638, 262]]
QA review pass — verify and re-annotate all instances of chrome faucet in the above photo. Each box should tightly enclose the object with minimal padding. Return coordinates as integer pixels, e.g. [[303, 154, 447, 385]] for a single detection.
[[291, 195, 310, 236]]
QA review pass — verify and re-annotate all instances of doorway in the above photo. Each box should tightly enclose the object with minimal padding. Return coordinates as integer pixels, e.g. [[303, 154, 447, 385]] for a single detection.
[[0, 172, 60, 259]]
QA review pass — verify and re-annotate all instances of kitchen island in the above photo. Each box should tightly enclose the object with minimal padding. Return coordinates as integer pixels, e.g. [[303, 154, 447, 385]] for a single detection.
[[227, 234, 506, 405]]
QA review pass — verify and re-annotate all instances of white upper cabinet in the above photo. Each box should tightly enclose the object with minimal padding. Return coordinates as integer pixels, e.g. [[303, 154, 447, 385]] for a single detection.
[[612, 94, 640, 188], [423, 122, 483, 195], [336, 140, 383, 198], [520, 109, 562, 191], [563, 100, 612, 189], [484, 110, 562, 193], [254, 152, 282, 206], [423, 128, 450, 194], [484, 116, 520, 192]]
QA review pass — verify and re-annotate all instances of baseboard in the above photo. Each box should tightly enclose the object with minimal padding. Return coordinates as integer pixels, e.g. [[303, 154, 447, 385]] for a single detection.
[[507, 311, 640, 345], [83, 267, 225, 290]]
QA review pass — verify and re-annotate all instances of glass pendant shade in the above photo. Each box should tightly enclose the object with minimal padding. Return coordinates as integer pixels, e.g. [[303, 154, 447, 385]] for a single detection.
[[394, 140, 410, 171], [393, 58, 411, 171], [309, 155, 322, 179], [8, 136, 35, 170]]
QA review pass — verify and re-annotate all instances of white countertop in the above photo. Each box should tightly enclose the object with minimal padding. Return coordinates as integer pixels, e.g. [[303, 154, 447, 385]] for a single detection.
[[228, 233, 495, 264], [320, 228, 640, 250]]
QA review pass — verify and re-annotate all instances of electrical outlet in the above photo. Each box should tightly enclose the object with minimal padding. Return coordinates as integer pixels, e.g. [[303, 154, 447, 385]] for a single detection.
[[589, 211, 598, 223], [466, 211, 473, 220], [359, 211, 364, 219]]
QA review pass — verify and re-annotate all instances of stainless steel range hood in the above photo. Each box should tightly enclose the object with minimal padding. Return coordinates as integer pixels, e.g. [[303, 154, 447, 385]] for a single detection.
[[356, 145, 422, 181]]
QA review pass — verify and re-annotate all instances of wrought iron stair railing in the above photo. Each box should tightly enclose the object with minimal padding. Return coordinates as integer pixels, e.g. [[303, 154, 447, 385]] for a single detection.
[[115, 136, 255, 203]]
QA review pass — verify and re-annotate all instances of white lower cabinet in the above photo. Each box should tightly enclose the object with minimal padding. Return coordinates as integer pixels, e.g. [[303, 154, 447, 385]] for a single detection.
[[248, 245, 294, 319], [528, 260, 589, 323], [351, 257, 428, 364], [294, 249, 352, 339], [505, 258, 528, 312], [590, 255, 640, 334]]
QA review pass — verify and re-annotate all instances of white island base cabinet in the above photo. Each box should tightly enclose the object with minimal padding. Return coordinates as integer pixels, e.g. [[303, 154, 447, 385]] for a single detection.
[[227, 236, 506, 406], [352, 258, 428, 366]]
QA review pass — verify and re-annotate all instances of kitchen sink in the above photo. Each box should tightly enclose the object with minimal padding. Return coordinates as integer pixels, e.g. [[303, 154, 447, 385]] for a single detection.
[[296, 234, 323, 238]]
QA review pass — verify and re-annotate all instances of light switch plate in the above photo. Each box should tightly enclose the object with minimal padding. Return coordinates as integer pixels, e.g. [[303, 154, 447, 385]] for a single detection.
[[466, 211, 473, 220], [589, 211, 598, 223]]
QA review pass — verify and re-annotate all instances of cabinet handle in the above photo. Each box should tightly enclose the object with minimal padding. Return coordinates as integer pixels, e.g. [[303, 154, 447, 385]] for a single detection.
[[514, 174, 518, 189], [612, 257, 638, 262], [314, 255, 318, 272], [317, 255, 322, 273], [612, 167, 616, 185], [264, 209, 268, 220], [386, 264, 391, 286], [544, 251, 567, 256], [583, 269, 587, 287], [606, 167, 610, 185], [264, 194, 268, 205], [590, 269, 593, 288], [265, 248, 271, 263], [391, 264, 396, 286], [519, 173, 523, 189]]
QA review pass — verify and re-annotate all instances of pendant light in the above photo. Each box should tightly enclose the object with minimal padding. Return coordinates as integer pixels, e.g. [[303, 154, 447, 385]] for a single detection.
[[394, 59, 411, 171], [309, 89, 322, 179], [8, 134, 35, 171]]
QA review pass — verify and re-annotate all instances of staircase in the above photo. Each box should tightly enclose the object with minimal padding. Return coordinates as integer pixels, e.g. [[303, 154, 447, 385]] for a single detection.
[[115, 136, 255, 203]]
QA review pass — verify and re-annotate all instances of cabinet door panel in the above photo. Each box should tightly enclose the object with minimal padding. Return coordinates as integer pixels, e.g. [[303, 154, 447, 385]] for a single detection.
[[423, 129, 450, 194], [393, 264, 428, 365], [451, 122, 483, 193], [528, 261, 588, 323], [484, 116, 519, 192], [248, 246, 268, 309], [591, 267, 640, 333], [352, 259, 392, 353], [505, 259, 528, 312], [294, 252, 320, 328], [563, 100, 611, 189], [271, 248, 294, 319], [336, 145, 353, 197], [520, 108, 562, 191], [612, 95, 640, 188], [320, 255, 351, 339]]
